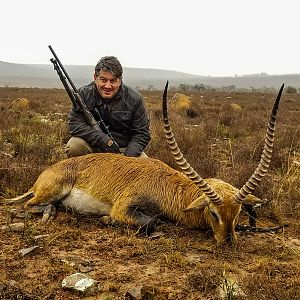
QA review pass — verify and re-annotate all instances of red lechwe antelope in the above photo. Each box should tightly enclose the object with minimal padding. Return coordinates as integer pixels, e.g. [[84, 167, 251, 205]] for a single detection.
[[1, 83, 284, 244]]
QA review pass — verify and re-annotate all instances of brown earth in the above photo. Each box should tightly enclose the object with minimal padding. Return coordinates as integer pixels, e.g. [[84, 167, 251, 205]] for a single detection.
[[0, 87, 299, 299], [1, 210, 300, 300]]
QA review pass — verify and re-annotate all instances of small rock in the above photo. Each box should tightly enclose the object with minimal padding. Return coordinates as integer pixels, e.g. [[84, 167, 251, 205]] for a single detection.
[[125, 285, 143, 299], [19, 246, 39, 256], [148, 231, 165, 239], [1, 222, 25, 232], [62, 273, 99, 293], [34, 234, 50, 240]]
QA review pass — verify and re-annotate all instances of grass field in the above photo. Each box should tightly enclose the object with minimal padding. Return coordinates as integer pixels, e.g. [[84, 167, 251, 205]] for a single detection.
[[0, 87, 299, 299]]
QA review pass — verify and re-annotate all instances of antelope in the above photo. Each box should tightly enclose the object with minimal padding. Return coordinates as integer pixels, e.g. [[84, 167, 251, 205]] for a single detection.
[[0, 83, 284, 244]]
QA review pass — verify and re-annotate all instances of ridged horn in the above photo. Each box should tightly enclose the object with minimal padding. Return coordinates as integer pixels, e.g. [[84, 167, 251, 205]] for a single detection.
[[162, 81, 223, 205], [235, 84, 285, 202]]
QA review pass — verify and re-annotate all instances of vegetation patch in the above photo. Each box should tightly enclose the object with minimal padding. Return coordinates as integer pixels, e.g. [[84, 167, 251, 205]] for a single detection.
[[0, 87, 299, 299]]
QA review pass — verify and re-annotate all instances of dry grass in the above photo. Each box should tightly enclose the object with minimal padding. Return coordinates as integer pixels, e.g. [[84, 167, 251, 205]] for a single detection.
[[0, 87, 299, 299]]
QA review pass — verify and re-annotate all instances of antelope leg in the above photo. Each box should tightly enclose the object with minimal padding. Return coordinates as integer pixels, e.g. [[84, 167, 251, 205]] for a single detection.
[[28, 204, 57, 223]]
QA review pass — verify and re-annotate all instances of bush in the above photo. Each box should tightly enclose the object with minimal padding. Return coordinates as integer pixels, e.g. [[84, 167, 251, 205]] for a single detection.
[[286, 85, 297, 93]]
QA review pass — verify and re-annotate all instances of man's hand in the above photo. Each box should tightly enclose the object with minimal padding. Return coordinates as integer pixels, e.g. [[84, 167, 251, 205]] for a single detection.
[[106, 139, 120, 153]]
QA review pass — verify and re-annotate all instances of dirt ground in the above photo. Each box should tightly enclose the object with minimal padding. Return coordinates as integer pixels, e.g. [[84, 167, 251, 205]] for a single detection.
[[1, 208, 300, 300], [0, 87, 300, 299]]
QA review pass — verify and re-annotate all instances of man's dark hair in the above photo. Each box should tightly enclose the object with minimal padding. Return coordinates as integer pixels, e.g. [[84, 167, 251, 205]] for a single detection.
[[95, 56, 123, 78]]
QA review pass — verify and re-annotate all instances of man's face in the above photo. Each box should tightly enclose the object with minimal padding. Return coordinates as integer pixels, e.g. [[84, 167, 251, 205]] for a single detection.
[[94, 70, 121, 99]]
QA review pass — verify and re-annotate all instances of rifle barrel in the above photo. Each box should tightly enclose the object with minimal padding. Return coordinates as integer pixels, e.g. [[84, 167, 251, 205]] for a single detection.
[[48, 45, 78, 92]]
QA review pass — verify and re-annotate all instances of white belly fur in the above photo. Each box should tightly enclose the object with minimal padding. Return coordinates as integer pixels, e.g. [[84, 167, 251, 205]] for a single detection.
[[62, 188, 112, 216]]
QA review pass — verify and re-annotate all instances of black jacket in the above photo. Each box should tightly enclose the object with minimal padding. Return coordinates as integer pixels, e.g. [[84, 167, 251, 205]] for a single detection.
[[68, 82, 151, 157]]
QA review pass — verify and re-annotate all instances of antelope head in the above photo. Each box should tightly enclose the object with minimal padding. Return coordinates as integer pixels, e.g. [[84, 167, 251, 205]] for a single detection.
[[162, 81, 284, 244]]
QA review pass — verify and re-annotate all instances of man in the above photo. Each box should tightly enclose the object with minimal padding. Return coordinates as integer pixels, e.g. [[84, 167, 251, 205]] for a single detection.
[[65, 56, 151, 158]]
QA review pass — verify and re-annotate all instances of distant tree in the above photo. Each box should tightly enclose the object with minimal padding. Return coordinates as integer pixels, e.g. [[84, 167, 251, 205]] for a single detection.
[[193, 83, 206, 91], [179, 84, 190, 91], [286, 85, 297, 93], [222, 85, 236, 92]]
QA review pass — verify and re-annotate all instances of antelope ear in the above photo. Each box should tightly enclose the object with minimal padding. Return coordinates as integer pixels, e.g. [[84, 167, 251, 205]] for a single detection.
[[243, 194, 268, 206], [182, 194, 209, 212]]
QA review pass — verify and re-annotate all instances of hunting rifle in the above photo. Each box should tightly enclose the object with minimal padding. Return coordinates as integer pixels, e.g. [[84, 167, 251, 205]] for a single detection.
[[48, 45, 120, 153]]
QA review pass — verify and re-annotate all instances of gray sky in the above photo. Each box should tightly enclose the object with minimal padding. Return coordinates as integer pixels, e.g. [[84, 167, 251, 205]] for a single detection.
[[1, 0, 299, 76]]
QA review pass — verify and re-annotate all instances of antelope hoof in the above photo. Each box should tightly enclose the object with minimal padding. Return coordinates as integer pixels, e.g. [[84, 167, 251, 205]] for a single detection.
[[40, 204, 57, 224]]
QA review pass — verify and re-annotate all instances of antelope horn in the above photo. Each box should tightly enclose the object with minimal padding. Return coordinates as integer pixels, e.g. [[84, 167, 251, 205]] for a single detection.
[[162, 81, 223, 205], [235, 84, 285, 202]]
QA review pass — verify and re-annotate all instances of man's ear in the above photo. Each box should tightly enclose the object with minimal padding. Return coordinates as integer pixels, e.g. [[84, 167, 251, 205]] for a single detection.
[[243, 194, 268, 206], [182, 194, 210, 212]]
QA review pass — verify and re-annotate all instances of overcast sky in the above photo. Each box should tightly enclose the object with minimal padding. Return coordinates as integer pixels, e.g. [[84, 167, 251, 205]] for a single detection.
[[1, 0, 299, 76]]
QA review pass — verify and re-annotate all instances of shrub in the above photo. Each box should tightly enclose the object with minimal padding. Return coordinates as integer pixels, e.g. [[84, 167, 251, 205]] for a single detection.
[[286, 85, 297, 93]]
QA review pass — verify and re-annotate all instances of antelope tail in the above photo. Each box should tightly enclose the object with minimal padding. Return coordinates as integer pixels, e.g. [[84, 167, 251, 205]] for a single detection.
[[0, 189, 34, 204]]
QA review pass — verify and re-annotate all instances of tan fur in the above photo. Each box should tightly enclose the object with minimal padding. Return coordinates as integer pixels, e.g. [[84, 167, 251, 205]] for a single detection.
[[2, 153, 246, 243]]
